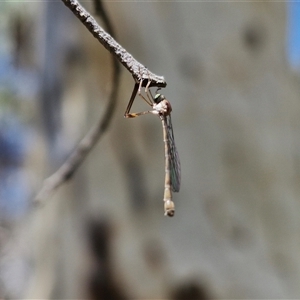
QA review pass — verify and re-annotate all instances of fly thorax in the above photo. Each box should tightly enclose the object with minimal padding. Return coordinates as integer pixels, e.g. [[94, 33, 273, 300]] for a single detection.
[[154, 94, 172, 116]]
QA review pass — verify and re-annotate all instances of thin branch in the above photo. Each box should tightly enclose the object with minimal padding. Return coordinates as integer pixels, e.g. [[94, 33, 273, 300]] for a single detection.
[[93, 0, 115, 39], [92, 0, 121, 132], [61, 0, 166, 88], [34, 1, 123, 205], [34, 118, 112, 205]]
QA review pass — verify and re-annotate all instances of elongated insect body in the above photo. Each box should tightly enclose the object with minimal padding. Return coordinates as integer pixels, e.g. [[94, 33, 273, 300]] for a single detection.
[[154, 96, 181, 183], [161, 116, 175, 217], [124, 79, 181, 217]]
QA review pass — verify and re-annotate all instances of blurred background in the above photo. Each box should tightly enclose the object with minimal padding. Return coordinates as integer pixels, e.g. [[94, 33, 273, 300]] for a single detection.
[[1, 0, 300, 298]]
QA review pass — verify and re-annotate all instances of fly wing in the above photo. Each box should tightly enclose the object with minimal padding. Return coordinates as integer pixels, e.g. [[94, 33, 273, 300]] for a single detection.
[[166, 114, 181, 192]]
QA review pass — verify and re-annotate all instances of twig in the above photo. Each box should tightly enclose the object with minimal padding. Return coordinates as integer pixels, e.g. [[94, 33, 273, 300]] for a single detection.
[[34, 119, 113, 204], [61, 0, 166, 88]]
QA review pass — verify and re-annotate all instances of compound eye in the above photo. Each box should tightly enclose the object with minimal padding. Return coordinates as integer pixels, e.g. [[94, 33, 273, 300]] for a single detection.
[[154, 94, 165, 104]]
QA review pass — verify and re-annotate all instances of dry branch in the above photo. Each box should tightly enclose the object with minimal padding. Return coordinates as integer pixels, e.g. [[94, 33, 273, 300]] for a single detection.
[[61, 0, 166, 87], [35, 0, 166, 205]]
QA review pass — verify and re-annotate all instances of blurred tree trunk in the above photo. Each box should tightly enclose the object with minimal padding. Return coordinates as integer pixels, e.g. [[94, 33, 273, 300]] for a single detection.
[[24, 2, 300, 299]]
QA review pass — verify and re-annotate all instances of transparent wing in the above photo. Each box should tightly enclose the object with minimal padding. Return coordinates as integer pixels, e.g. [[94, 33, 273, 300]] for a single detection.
[[166, 114, 181, 192]]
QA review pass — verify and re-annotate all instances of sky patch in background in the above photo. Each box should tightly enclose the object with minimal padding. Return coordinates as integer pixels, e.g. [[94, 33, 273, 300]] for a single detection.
[[287, 2, 300, 68]]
